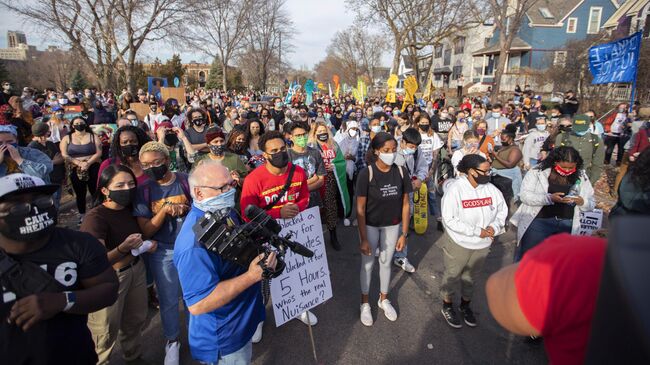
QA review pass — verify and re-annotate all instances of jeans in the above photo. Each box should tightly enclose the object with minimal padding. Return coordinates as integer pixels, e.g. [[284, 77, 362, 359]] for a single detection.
[[604, 134, 629, 164], [148, 242, 185, 340], [202, 341, 253, 365], [515, 217, 572, 262], [494, 167, 522, 202], [427, 191, 441, 218]]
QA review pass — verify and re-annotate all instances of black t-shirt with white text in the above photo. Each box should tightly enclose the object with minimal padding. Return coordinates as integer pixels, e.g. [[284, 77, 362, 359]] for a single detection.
[[356, 163, 412, 227], [0, 228, 110, 364]]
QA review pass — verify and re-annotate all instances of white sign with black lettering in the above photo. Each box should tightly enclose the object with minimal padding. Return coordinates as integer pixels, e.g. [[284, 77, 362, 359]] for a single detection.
[[576, 209, 603, 236], [270, 207, 333, 327]]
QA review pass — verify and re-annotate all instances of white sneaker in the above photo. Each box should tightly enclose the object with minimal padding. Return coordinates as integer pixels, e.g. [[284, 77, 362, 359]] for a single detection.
[[360, 303, 373, 326], [344, 218, 351, 226], [377, 299, 398, 321], [252, 321, 263, 344], [164, 340, 180, 365], [298, 310, 318, 326], [394, 258, 416, 273]]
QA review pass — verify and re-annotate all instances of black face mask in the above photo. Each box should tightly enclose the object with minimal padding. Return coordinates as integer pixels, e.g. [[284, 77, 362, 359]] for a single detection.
[[475, 174, 490, 185], [232, 141, 245, 152], [317, 133, 329, 142], [74, 124, 86, 132], [164, 133, 178, 146], [192, 119, 206, 127], [0, 204, 57, 241], [108, 187, 136, 207], [209, 145, 225, 156], [419, 124, 430, 132], [120, 144, 139, 158], [268, 150, 289, 168], [144, 164, 168, 181], [559, 125, 572, 132]]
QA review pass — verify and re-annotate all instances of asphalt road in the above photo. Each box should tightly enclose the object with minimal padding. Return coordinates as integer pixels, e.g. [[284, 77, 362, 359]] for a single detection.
[[58, 203, 547, 365]]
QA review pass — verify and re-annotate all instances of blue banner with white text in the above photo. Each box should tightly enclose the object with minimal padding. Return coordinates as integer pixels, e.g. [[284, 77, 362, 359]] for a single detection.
[[588, 32, 641, 84]]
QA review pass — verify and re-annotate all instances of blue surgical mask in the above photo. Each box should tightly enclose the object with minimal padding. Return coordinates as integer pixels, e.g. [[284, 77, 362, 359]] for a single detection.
[[371, 125, 382, 133], [194, 187, 236, 213], [536, 125, 547, 131], [403, 148, 416, 155], [492, 112, 501, 118]]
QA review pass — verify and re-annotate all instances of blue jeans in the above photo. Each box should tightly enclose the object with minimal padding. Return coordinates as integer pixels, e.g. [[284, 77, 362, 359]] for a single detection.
[[495, 167, 522, 202], [427, 191, 441, 218], [515, 217, 572, 262], [202, 341, 253, 365], [148, 242, 185, 340]]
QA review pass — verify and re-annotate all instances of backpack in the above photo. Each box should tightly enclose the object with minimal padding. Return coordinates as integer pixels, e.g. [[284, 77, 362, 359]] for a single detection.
[[368, 163, 404, 182]]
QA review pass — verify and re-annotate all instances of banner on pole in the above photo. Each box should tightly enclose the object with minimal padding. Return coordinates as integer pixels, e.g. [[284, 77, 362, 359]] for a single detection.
[[588, 32, 641, 84], [270, 207, 333, 326]]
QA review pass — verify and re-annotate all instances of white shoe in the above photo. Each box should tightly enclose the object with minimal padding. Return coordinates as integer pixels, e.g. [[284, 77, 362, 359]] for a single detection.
[[360, 303, 373, 326], [344, 218, 351, 226], [378, 299, 398, 321], [164, 340, 180, 365], [394, 257, 416, 273], [298, 310, 318, 326], [252, 321, 263, 343]]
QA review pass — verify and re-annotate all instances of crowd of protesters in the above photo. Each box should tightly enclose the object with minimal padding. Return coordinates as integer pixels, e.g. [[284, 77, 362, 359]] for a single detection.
[[0, 79, 649, 365]]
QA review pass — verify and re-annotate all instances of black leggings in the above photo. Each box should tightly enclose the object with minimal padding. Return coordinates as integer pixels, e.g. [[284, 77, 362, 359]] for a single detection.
[[70, 162, 100, 214], [605, 135, 629, 164]]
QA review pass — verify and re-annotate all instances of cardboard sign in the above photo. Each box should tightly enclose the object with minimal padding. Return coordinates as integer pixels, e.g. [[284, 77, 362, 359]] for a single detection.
[[576, 209, 603, 236], [161, 87, 186, 105], [130, 103, 152, 121], [270, 207, 333, 326]]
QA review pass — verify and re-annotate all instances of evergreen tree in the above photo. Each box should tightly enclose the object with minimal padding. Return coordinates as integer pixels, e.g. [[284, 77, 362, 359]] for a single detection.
[[205, 57, 244, 90], [70, 70, 89, 90]]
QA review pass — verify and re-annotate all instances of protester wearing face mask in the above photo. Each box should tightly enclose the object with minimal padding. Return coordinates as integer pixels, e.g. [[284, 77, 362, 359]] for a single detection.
[[154, 119, 196, 173], [0, 173, 119, 365], [451, 130, 486, 175], [226, 125, 253, 165], [522, 116, 550, 169], [473, 120, 495, 157], [334, 121, 359, 223], [604, 103, 631, 167], [287, 121, 325, 208], [80, 165, 154, 365], [28, 123, 65, 208], [240, 130, 316, 329], [511, 146, 594, 262], [194, 127, 247, 191], [0, 81, 13, 105], [144, 101, 161, 132], [356, 132, 411, 326], [554, 115, 604, 184], [98, 126, 151, 186], [183, 108, 210, 156], [485, 104, 510, 141], [439, 154, 506, 329], [355, 118, 384, 172], [489, 123, 523, 203], [447, 113, 469, 154], [133, 141, 193, 365], [416, 114, 445, 228]]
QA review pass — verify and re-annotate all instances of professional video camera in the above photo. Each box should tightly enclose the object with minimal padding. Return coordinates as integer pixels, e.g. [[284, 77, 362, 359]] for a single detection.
[[193, 204, 314, 279]]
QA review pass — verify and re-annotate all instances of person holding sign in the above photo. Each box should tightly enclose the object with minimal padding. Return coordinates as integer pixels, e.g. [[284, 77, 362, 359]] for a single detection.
[[511, 146, 595, 262], [356, 132, 412, 326]]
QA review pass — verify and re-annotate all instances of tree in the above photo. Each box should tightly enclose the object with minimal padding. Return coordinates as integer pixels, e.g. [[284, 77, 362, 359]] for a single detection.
[[205, 58, 244, 90], [487, 0, 540, 101], [186, 0, 253, 90], [161, 54, 186, 85], [314, 54, 352, 86], [2, 0, 189, 91], [325, 26, 384, 83], [0, 61, 8, 82], [70, 70, 89, 90]]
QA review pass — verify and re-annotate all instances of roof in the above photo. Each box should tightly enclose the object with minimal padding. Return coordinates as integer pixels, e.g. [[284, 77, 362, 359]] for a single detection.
[[472, 37, 532, 56], [526, 0, 583, 25], [604, 0, 650, 28]]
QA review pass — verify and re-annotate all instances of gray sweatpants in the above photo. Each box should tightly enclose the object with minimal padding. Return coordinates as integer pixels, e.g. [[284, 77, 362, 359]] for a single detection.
[[439, 234, 490, 302], [360, 224, 400, 294]]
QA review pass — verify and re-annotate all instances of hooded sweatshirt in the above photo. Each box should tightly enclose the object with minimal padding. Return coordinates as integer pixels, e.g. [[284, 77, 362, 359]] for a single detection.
[[441, 176, 508, 249]]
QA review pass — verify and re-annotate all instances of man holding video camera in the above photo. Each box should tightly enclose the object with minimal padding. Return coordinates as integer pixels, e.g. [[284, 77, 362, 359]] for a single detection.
[[174, 160, 276, 365]]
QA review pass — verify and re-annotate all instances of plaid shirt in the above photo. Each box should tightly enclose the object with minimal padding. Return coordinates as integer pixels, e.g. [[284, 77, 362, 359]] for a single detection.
[[356, 134, 371, 172]]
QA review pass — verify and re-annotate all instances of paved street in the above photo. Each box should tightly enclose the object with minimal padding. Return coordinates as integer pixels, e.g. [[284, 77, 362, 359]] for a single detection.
[[60, 201, 547, 365]]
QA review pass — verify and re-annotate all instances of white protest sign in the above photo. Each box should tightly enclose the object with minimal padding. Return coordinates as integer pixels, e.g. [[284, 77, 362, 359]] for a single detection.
[[270, 207, 333, 326], [577, 209, 603, 236]]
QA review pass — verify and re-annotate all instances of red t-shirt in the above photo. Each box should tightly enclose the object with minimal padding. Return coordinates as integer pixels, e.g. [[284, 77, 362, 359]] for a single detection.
[[515, 234, 607, 365], [240, 162, 309, 219]]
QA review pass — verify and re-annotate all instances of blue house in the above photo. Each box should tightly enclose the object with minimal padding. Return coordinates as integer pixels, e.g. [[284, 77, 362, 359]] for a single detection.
[[472, 0, 621, 89]]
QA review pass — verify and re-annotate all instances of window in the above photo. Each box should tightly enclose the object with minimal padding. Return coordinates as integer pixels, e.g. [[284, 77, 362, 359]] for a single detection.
[[434, 74, 442, 81], [554, 51, 567, 66], [484, 37, 492, 47], [443, 49, 452, 66], [453, 37, 466, 54], [539, 7, 554, 19], [567, 17, 578, 33], [434, 44, 443, 58], [452, 66, 463, 80], [588, 7, 603, 34]]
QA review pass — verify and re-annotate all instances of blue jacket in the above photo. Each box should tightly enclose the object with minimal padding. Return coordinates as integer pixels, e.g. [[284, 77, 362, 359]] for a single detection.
[[0, 146, 53, 182]]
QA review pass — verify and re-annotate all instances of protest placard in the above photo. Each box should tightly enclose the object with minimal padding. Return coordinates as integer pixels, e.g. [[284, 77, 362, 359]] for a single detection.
[[270, 207, 333, 327], [129, 103, 151, 121], [161, 87, 186, 105], [577, 209, 603, 236]]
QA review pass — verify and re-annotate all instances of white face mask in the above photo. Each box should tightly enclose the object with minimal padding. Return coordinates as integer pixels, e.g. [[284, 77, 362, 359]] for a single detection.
[[536, 124, 547, 131], [348, 129, 358, 138], [378, 152, 396, 165]]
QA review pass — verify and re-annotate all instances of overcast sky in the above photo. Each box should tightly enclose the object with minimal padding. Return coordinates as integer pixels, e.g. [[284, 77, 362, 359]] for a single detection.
[[0, 0, 389, 69]]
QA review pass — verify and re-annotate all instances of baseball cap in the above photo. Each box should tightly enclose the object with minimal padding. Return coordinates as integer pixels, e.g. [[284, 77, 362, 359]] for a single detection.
[[572, 115, 590, 133], [0, 173, 59, 200]]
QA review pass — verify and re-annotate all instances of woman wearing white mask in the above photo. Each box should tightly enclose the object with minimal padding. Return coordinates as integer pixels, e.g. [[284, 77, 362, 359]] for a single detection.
[[522, 116, 550, 169], [336, 121, 359, 226], [356, 132, 412, 326], [451, 130, 486, 175]]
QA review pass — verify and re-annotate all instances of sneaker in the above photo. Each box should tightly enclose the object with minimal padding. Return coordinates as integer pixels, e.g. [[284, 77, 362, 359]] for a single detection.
[[164, 340, 180, 365], [441, 305, 462, 328], [377, 298, 397, 321], [252, 321, 263, 343], [459, 305, 477, 327], [298, 310, 318, 326], [344, 218, 351, 226], [360, 303, 373, 326], [393, 258, 416, 273]]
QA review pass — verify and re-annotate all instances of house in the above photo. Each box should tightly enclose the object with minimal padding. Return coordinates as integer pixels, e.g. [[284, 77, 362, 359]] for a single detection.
[[603, 0, 650, 37], [472, 0, 621, 92]]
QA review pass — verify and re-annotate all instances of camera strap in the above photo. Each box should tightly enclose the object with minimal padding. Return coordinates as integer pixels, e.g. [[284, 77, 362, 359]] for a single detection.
[[0, 248, 64, 299], [264, 164, 296, 211]]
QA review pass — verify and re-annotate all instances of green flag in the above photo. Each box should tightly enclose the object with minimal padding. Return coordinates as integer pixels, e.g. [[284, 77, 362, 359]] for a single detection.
[[332, 147, 351, 217]]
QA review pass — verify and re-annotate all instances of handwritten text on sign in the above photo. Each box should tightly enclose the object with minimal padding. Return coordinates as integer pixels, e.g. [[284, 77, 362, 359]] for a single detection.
[[270, 207, 333, 326]]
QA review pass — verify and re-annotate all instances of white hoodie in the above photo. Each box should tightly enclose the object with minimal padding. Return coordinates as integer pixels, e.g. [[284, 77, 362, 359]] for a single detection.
[[441, 176, 508, 249]]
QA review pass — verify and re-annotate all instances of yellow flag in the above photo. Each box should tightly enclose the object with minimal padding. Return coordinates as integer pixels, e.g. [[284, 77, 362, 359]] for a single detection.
[[386, 74, 398, 103], [423, 75, 435, 101], [357, 79, 366, 101], [402, 75, 418, 112]]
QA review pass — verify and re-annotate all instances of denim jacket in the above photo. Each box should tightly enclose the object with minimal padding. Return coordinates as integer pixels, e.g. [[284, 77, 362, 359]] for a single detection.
[[0, 146, 54, 182]]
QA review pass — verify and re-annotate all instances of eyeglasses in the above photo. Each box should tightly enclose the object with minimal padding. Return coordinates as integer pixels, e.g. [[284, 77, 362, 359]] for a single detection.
[[474, 168, 489, 175], [196, 180, 237, 194], [0, 196, 54, 217], [141, 160, 166, 169]]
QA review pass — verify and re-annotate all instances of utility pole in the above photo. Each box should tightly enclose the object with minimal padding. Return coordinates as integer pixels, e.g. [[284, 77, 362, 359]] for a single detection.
[[279, 31, 282, 95]]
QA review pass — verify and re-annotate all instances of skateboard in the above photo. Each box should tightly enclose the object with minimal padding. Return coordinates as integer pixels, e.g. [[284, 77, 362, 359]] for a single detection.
[[413, 182, 428, 235]]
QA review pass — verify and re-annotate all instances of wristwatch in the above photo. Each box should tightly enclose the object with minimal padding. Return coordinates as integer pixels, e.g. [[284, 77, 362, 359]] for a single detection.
[[401, 231, 409, 238], [63, 291, 76, 312]]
